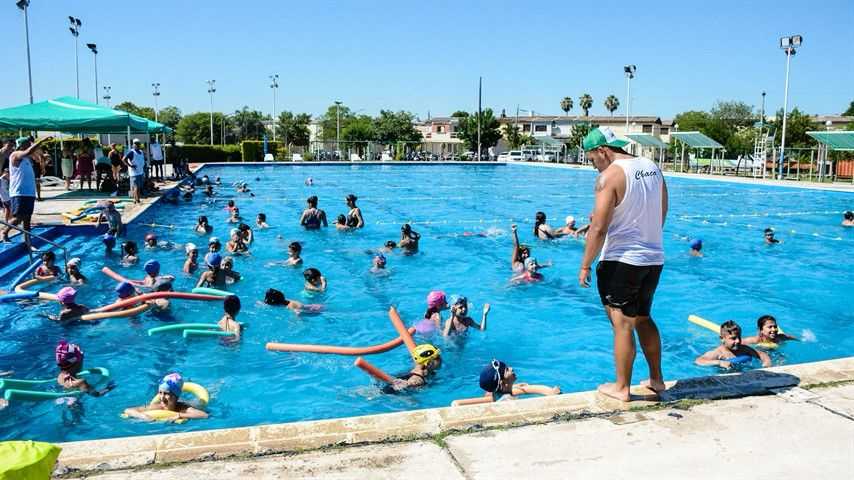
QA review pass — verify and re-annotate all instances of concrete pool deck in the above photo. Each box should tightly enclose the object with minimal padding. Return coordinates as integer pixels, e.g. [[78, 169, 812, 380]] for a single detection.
[[55, 356, 854, 479]]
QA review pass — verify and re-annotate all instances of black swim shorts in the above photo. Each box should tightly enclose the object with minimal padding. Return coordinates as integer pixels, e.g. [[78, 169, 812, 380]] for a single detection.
[[596, 260, 663, 317]]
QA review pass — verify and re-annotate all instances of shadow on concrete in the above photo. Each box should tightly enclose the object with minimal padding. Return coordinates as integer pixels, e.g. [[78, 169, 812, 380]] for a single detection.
[[660, 369, 801, 402]]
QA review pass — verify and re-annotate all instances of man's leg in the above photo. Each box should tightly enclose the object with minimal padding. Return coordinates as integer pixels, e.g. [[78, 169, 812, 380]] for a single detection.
[[598, 305, 636, 402], [636, 317, 665, 391]]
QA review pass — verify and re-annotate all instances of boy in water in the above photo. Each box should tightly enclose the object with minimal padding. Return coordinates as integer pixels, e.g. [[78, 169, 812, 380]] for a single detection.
[[764, 228, 780, 245], [689, 239, 703, 257], [218, 295, 242, 340], [743, 315, 797, 347], [695, 320, 771, 369]]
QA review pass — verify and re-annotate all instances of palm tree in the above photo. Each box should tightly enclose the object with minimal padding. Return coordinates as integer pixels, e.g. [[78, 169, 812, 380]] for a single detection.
[[579, 94, 593, 117], [560, 97, 573, 116], [604, 95, 620, 117]]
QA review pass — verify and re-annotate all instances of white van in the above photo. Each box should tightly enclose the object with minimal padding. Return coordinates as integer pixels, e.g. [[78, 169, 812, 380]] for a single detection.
[[497, 150, 524, 162]]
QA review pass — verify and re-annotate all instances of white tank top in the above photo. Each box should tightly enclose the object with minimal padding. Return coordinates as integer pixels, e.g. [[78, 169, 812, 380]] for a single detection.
[[9, 155, 36, 198], [600, 156, 664, 266]]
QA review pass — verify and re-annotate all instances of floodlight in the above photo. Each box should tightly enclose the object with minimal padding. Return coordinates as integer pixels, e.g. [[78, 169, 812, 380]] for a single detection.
[[792, 35, 802, 46], [779, 36, 791, 48], [16, 0, 29, 10]]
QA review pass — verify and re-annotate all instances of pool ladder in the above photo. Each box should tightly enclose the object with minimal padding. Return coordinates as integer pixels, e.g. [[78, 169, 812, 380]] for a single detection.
[[0, 220, 70, 274]]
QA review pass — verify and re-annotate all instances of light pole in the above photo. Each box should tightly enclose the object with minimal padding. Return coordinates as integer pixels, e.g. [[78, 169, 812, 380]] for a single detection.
[[270, 74, 279, 142], [17, 1, 33, 104], [68, 16, 82, 98], [777, 35, 802, 180], [206, 80, 216, 145], [152, 83, 160, 142], [334, 100, 342, 155], [103, 86, 112, 143], [624, 65, 636, 134], [86, 43, 98, 104]]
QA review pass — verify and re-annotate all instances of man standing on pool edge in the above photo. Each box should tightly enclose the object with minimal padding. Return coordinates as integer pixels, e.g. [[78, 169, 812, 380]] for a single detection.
[[577, 127, 668, 402]]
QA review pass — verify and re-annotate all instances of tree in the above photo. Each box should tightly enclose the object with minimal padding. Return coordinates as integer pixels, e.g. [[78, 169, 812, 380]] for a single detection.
[[560, 97, 573, 116], [320, 103, 354, 141], [579, 94, 593, 117], [114, 101, 155, 121], [157, 106, 182, 130], [373, 110, 421, 144], [231, 107, 268, 141], [770, 107, 816, 149], [673, 110, 711, 133], [276, 111, 312, 147], [604, 95, 620, 116], [176, 112, 228, 144], [341, 115, 376, 143], [503, 123, 523, 149], [843, 100, 854, 116], [456, 108, 502, 153], [567, 122, 594, 150], [451, 111, 469, 119]]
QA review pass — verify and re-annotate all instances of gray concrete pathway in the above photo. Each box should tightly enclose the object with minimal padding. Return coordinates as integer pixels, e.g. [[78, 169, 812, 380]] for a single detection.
[[66, 383, 854, 480]]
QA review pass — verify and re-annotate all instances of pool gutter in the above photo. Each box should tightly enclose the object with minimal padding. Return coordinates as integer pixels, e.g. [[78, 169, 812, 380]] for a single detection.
[[53, 356, 854, 475]]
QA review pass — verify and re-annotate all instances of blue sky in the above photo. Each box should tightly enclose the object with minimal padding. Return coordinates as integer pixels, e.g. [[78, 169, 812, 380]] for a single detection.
[[1, 0, 852, 120]]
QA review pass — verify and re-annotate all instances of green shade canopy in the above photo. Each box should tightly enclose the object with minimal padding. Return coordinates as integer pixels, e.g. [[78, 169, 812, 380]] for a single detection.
[[0, 96, 149, 133], [807, 131, 854, 151], [671, 131, 723, 148], [57, 96, 174, 134], [626, 133, 668, 148]]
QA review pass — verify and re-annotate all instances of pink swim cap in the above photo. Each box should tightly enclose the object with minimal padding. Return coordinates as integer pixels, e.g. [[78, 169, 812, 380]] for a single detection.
[[55, 340, 84, 366], [426, 290, 446, 309], [56, 287, 77, 305]]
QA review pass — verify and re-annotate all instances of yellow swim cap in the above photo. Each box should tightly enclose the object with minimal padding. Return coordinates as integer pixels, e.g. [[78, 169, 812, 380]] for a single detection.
[[412, 344, 441, 365]]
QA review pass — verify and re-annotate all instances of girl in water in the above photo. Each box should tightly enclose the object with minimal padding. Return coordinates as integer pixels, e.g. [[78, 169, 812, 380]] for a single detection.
[[743, 315, 797, 347], [53, 287, 90, 323], [510, 224, 530, 272], [55, 341, 115, 396], [345, 194, 364, 228], [196, 253, 241, 288], [35, 251, 61, 279], [512, 257, 545, 283], [256, 213, 269, 229], [226, 228, 249, 254], [533, 211, 561, 240], [335, 214, 352, 231], [443, 296, 490, 336], [123, 373, 207, 422], [286, 242, 303, 266], [228, 207, 242, 223], [386, 344, 442, 392], [303, 267, 327, 292], [300, 195, 328, 229], [416, 291, 448, 334], [263, 288, 322, 314], [399, 224, 420, 254], [144, 233, 158, 249], [195, 216, 212, 234], [183, 243, 199, 273], [66, 257, 86, 284], [121, 240, 139, 265]]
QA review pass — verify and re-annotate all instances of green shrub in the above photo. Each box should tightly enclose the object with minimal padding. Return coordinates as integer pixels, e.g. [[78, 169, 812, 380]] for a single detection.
[[164, 144, 241, 163], [302, 151, 315, 161], [240, 141, 287, 162]]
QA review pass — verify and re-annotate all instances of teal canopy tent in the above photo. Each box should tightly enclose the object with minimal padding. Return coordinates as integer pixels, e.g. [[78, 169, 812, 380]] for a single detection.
[[0, 96, 149, 133]]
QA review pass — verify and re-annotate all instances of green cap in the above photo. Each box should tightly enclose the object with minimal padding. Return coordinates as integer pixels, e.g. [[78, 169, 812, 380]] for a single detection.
[[15, 136, 30, 149], [582, 127, 629, 152]]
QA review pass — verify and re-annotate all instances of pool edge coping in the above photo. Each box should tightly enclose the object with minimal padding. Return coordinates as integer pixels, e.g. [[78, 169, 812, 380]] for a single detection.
[[52, 356, 854, 475]]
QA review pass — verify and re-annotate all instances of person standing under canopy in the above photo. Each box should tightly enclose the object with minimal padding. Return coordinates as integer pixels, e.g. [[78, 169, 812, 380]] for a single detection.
[[577, 127, 668, 402]]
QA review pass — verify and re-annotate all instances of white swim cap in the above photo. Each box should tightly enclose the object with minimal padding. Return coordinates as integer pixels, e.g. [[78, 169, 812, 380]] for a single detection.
[[565, 216, 575, 225]]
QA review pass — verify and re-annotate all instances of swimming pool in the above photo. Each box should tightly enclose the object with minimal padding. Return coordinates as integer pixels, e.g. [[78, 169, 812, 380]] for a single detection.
[[1, 163, 852, 442]]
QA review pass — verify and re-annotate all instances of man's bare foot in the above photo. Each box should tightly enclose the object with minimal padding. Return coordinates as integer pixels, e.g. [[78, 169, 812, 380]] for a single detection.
[[641, 379, 666, 393], [597, 383, 630, 402]]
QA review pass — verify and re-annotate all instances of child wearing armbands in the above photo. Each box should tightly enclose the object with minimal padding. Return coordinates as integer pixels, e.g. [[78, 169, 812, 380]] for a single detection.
[[55, 340, 114, 396], [123, 373, 207, 422], [218, 295, 242, 340], [695, 320, 771, 369], [743, 315, 797, 347]]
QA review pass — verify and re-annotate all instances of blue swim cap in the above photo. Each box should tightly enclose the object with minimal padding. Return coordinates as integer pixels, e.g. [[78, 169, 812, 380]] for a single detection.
[[690, 238, 703, 250], [479, 360, 507, 393], [115, 281, 135, 298], [205, 252, 222, 268], [102, 232, 116, 247], [158, 372, 184, 397], [144, 260, 160, 275]]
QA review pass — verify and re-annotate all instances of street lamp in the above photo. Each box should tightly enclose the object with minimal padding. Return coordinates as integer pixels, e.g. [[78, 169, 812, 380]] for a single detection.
[[777, 34, 803, 180], [624, 65, 636, 133], [68, 16, 82, 98], [17, 0, 33, 104], [270, 74, 279, 142], [334, 100, 342, 155], [152, 83, 161, 142], [86, 43, 98, 104], [206, 80, 216, 145], [103, 86, 112, 143]]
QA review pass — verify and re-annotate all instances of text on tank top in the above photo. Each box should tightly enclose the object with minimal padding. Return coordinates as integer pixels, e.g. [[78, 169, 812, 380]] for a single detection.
[[600, 157, 664, 266]]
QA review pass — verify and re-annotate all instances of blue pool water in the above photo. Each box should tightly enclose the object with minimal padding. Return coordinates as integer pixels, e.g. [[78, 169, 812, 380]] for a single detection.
[[1, 163, 852, 442]]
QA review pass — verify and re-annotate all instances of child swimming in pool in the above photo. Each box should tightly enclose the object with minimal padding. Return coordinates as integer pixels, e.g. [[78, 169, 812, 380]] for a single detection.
[[121, 240, 139, 265], [35, 251, 61, 280], [144, 233, 158, 249], [399, 223, 420, 254], [183, 243, 199, 274], [511, 257, 545, 283], [195, 215, 212, 234], [228, 207, 242, 223], [286, 242, 303, 266], [65, 257, 86, 284], [55, 341, 115, 396], [102, 230, 117, 253], [695, 320, 771, 369], [141, 260, 162, 287], [303, 267, 327, 292], [196, 253, 241, 288], [453, 360, 561, 405], [335, 214, 352, 231], [122, 373, 208, 422], [218, 295, 242, 340], [238, 223, 253, 245], [263, 288, 321, 314], [743, 315, 797, 347], [386, 344, 442, 392], [208, 236, 221, 253], [443, 296, 489, 336], [226, 229, 249, 254], [53, 287, 89, 323], [843, 210, 854, 227], [417, 291, 448, 334], [256, 213, 269, 229], [510, 224, 530, 272], [370, 254, 387, 273], [689, 238, 703, 257]]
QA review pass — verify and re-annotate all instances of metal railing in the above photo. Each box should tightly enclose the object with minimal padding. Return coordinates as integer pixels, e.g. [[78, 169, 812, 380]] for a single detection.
[[0, 220, 69, 272]]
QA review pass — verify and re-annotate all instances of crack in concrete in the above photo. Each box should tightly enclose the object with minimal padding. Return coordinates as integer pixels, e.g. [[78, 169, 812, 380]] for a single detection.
[[806, 399, 854, 422]]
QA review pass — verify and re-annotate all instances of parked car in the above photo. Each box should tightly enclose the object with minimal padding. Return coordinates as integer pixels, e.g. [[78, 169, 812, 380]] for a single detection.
[[497, 150, 525, 162]]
